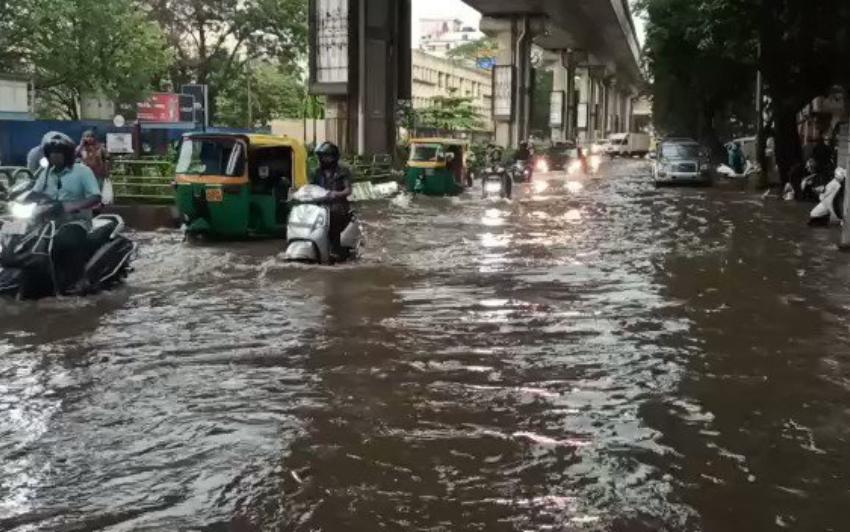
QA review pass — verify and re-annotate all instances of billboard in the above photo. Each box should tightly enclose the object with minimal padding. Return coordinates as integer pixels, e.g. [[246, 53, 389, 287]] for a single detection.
[[116, 92, 196, 124]]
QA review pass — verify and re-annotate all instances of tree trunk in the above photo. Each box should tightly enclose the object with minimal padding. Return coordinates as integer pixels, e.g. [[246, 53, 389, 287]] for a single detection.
[[773, 104, 803, 188]]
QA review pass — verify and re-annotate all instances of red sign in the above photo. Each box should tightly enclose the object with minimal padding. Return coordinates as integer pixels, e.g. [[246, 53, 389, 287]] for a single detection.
[[137, 93, 180, 123]]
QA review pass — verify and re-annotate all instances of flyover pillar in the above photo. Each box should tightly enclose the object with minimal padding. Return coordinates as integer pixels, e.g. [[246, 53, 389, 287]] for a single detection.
[[482, 16, 545, 149], [549, 50, 579, 143], [576, 67, 590, 144], [308, 0, 411, 157]]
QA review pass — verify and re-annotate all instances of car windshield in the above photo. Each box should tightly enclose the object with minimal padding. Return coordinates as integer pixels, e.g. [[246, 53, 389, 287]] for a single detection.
[[411, 144, 441, 162], [662, 143, 700, 159], [176, 139, 246, 176]]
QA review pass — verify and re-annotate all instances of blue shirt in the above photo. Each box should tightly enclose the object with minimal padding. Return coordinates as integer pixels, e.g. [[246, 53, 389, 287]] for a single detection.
[[33, 163, 101, 203]]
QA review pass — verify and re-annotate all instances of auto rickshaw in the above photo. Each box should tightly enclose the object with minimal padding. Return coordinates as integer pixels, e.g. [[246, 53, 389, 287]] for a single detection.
[[405, 138, 469, 196], [174, 133, 309, 239]]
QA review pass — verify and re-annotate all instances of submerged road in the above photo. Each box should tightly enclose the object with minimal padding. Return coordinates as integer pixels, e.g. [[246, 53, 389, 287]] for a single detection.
[[2, 159, 850, 531]]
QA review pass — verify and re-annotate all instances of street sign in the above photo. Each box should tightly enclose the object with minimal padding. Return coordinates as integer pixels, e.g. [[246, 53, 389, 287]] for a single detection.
[[113, 114, 125, 128], [137, 93, 180, 122], [106, 132, 134, 154]]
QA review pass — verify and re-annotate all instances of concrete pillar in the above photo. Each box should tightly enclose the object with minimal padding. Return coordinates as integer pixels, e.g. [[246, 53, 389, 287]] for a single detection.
[[551, 63, 568, 143], [484, 16, 542, 149], [602, 77, 613, 136], [574, 68, 586, 143], [309, 0, 411, 157]]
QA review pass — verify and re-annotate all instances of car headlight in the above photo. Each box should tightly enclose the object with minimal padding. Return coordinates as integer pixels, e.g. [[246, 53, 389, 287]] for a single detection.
[[11, 202, 36, 219]]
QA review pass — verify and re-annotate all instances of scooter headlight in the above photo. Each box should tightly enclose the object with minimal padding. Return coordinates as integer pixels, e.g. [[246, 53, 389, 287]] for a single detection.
[[484, 181, 503, 193], [11, 202, 36, 219]]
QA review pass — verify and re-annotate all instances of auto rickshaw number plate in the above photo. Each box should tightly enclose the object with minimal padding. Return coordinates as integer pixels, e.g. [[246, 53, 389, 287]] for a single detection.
[[206, 188, 223, 202]]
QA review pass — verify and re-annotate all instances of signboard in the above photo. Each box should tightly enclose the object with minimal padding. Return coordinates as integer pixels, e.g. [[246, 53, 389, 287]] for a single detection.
[[107, 133, 134, 154], [138, 93, 180, 122], [315, 0, 349, 84], [493, 65, 514, 121], [549, 91, 565, 127], [182, 84, 209, 126], [178, 94, 195, 123], [577, 103, 588, 130], [476, 57, 496, 70]]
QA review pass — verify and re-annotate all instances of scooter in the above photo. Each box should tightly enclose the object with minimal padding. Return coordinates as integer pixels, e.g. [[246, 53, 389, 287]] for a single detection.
[[481, 165, 512, 199], [284, 185, 362, 264], [509, 160, 532, 183], [809, 167, 846, 226], [0, 179, 137, 300]]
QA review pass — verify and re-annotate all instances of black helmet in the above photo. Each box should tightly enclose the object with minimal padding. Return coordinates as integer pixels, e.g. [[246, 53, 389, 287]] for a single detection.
[[316, 142, 340, 169], [43, 136, 76, 169]]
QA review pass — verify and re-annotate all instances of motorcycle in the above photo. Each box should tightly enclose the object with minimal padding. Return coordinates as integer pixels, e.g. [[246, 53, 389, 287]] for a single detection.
[[509, 161, 532, 183], [284, 185, 363, 264], [0, 179, 136, 300], [809, 167, 846, 226], [481, 165, 512, 199]]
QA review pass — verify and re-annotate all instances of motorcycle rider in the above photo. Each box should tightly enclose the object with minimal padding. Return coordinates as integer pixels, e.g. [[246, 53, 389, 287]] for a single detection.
[[482, 144, 511, 199], [31, 137, 102, 292], [26, 131, 75, 172], [309, 142, 352, 257]]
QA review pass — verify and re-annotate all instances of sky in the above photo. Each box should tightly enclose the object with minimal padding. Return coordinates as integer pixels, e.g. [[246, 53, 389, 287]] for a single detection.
[[411, 0, 646, 46]]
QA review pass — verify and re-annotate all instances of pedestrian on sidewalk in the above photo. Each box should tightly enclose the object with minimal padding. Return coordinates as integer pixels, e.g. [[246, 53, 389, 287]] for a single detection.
[[76, 130, 110, 189]]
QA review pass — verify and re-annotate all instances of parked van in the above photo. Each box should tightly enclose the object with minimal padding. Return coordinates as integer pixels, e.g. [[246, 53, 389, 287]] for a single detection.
[[606, 132, 651, 157]]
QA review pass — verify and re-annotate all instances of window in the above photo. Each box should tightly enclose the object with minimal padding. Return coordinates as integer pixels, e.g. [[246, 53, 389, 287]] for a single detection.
[[177, 138, 245, 177], [661, 143, 700, 159], [411, 144, 441, 162]]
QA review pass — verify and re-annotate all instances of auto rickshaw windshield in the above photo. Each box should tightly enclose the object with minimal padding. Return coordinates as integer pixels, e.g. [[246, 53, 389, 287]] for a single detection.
[[411, 144, 442, 162], [177, 138, 246, 176]]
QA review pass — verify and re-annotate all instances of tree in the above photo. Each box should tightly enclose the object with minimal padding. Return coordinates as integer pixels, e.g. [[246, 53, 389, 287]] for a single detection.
[[142, 0, 308, 90], [446, 37, 497, 66], [636, 0, 756, 156], [417, 94, 484, 133], [530, 68, 553, 138], [215, 62, 307, 128], [10, 0, 172, 119]]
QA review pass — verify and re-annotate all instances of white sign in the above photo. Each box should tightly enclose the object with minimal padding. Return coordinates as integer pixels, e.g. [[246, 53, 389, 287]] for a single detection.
[[577, 103, 588, 129], [113, 114, 126, 128], [493, 66, 513, 120], [315, 0, 349, 84], [0, 78, 30, 113], [107, 133, 134, 154], [549, 91, 564, 127]]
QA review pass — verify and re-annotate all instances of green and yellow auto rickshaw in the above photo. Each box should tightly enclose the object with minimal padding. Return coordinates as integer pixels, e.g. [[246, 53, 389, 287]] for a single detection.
[[175, 133, 309, 239], [405, 138, 469, 196]]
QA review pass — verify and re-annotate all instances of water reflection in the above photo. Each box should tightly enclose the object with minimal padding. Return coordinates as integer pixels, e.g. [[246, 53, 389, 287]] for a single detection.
[[3, 162, 850, 531]]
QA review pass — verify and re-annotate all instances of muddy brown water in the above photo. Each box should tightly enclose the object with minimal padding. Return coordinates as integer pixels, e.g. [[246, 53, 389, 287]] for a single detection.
[[2, 160, 850, 531]]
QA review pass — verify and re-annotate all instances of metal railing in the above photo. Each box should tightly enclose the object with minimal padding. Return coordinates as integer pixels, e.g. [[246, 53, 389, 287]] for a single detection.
[[110, 159, 174, 205]]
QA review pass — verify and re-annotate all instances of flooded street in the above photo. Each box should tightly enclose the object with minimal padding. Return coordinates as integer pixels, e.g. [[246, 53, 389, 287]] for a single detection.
[[4, 159, 850, 531]]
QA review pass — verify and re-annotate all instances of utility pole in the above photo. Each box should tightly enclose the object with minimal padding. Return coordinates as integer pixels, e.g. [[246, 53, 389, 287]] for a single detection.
[[755, 40, 766, 188], [246, 60, 253, 130]]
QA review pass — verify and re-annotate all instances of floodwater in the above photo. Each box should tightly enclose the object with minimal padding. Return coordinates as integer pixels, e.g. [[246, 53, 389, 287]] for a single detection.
[[3, 159, 850, 531]]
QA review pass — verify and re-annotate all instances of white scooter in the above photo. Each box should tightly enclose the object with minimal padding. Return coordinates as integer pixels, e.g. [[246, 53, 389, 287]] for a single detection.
[[284, 185, 362, 264], [809, 167, 846, 226]]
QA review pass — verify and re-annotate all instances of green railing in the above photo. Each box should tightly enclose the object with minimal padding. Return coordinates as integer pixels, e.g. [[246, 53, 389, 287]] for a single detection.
[[112, 154, 400, 206], [111, 159, 175, 205]]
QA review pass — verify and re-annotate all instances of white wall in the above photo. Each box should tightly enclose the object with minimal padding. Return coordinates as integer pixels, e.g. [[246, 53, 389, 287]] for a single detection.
[[271, 119, 327, 145], [0, 78, 30, 113]]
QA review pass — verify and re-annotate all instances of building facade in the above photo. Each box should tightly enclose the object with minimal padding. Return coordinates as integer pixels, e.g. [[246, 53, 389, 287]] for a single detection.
[[411, 50, 493, 133], [419, 18, 485, 57]]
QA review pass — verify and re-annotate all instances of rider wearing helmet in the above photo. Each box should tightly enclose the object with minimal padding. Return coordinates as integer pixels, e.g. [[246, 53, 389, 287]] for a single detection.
[[309, 142, 353, 256], [26, 131, 75, 172], [31, 137, 102, 292]]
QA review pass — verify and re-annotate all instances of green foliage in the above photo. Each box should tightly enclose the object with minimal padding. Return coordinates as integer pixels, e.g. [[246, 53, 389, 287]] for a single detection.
[[215, 62, 307, 127], [3, 0, 172, 118], [417, 94, 484, 133], [530, 69, 553, 138], [446, 37, 497, 66], [141, 0, 308, 89], [636, 0, 755, 144]]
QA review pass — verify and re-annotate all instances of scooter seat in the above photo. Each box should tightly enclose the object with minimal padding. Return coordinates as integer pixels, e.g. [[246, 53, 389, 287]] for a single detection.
[[88, 219, 118, 249]]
